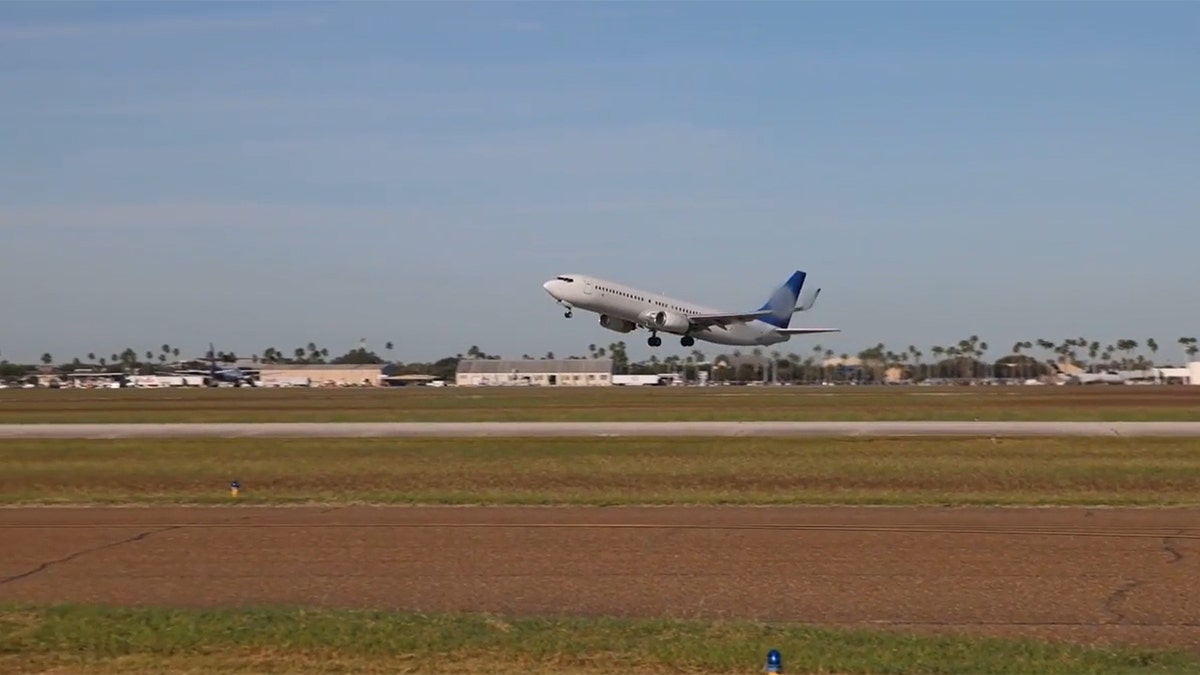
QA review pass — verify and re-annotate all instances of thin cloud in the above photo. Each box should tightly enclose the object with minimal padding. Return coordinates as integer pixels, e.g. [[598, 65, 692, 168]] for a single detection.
[[0, 14, 325, 41], [1, 194, 779, 233]]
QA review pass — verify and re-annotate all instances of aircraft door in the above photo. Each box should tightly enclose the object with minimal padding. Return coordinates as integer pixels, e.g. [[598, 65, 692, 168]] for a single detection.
[[583, 281, 593, 295]]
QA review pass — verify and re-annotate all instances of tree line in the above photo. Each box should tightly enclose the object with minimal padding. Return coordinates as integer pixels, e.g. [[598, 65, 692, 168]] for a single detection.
[[2, 335, 1197, 384]]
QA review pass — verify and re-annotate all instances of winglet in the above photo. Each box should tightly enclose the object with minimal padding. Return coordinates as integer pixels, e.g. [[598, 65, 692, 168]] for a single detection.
[[795, 287, 821, 312]]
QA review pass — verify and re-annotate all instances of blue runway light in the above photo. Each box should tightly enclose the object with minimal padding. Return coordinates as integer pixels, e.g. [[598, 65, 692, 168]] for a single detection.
[[765, 648, 782, 673], [230, 480, 240, 497]]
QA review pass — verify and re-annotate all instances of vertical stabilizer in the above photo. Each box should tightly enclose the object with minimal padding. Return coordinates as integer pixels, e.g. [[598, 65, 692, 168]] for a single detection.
[[756, 271, 806, 328]]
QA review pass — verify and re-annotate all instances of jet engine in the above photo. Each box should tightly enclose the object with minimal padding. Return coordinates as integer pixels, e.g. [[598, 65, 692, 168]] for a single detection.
[[599, 314, 636, 333], [641, 309, 691, 334]]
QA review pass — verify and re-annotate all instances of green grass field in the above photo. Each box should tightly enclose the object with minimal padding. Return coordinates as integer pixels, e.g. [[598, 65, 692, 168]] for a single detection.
[[2, 385, 1200, 423], [4, 436, 1199, 506], [2, 604, 1196, 675]]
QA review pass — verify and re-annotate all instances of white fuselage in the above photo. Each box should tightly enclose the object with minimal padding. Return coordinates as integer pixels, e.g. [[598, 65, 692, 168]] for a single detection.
[[542, 274, 789, 347]]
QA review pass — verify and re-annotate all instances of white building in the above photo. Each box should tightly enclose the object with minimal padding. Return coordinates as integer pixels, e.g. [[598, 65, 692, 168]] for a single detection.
[[455, 358, 613, 386], [1070, 363, 1199, 385], [256, 363, 384, 387]]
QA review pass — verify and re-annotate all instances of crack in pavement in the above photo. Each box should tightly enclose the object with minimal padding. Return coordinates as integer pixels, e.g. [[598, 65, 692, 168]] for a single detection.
[[0, 525, 180, 586], [1163, 532, 1184, 564], [1103, 579, 1142, 625]]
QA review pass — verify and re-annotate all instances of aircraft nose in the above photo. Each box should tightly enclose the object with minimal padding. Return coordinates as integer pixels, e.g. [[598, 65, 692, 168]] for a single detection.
[[543, 280, 558, 297]]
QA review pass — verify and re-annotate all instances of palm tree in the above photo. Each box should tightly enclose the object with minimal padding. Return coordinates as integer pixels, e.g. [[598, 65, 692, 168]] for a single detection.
[[1088, 341, 1101, 372], [1116, 339, 1138, 369], [769, 349, 783, 383], [907, 345, 922, 382], [1180, 337, 1199, 363], [977, 340, 989, 379]]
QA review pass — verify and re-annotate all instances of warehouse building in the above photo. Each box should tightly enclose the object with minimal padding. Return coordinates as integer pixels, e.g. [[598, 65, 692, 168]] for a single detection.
[[456, 358, 614, 387], [255, 363, 384, 387]]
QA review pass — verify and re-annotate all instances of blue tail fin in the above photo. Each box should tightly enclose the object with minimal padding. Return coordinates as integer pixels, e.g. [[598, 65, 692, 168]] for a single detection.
[[756, 270, 806, 328]]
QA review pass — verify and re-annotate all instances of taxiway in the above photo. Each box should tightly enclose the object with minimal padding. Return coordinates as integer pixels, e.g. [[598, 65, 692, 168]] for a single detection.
[[3, 420, 1200, 438]]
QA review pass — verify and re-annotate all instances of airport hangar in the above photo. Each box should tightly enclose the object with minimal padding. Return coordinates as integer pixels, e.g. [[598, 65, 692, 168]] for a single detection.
[[254, 363, 434, 387], [258, 360, 621, 387], [180, 359, 619, 387], [455, 358, 616, 387]]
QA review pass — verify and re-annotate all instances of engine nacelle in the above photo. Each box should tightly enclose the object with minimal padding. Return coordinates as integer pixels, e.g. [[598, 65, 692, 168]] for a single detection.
[[599, 314, 636, 333], [640, 309, 691, 334]]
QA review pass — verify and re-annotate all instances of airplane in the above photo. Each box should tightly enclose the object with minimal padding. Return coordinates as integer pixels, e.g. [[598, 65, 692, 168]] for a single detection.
[[178, 343, 256, 387], [542, 270, 840, 348]]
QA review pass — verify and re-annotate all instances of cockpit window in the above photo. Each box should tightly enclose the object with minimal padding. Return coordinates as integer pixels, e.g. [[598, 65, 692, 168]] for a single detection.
[[556, 276, 575, 282]]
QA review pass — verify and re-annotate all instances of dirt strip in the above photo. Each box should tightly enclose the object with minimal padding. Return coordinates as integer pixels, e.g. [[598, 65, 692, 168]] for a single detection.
[[2, 505, 1198, 652]]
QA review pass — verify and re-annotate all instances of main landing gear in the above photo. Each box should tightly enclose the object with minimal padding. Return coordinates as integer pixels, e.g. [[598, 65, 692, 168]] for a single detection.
[[645, 332, 695, 348]]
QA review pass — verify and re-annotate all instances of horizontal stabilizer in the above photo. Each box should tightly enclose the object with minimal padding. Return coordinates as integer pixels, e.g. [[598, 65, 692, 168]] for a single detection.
[[775, 327, 840, 335]]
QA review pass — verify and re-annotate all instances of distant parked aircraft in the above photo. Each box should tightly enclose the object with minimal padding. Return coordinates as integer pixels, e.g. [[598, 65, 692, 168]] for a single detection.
[[542, 270, 839, 348], [177, 343, 255, 386]]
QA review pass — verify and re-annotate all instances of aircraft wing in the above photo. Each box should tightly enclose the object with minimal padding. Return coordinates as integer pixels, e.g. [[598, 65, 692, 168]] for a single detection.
[[774, 327, 841, 335], [687, 310, 775, 329], [688, 287, 824, 329]]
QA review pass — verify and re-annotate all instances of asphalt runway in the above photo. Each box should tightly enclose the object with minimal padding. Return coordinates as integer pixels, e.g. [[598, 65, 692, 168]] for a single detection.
[[4, 420, 1200, 438], [2, 505, 1198, 652]]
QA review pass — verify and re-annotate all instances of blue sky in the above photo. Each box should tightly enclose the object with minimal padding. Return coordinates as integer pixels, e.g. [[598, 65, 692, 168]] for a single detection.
[[2, 1, 1198, 365]]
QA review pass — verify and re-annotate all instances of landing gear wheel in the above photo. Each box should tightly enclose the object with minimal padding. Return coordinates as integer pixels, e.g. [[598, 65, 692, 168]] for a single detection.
[[648, 336, 662, 347], [564, 310, 573, 318], [680, 336, 695, 347]]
